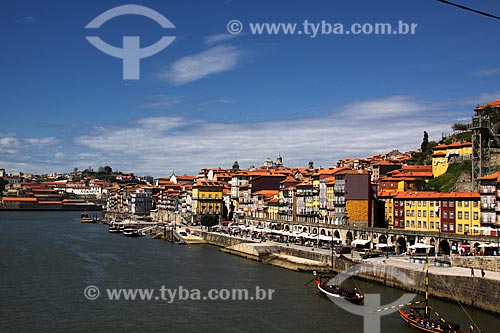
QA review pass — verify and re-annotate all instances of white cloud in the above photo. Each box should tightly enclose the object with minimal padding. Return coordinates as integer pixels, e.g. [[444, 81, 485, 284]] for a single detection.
[[26, 137, 60, 145], [159, 45, 243, 85], [15, 16, 35, 24], [339, 96, 430, 120], [136, 95, 180, 109], [0, 137, 20, 147], [72, 96, 450, 176], [204, 33, 238, 45], [473, 68, 500, 77], [0, 96, 461, 176]]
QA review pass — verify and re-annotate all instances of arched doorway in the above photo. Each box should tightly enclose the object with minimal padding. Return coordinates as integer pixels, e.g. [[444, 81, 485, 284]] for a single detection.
[[396, 237, 407, 254], [439, 239, 451, 255], [320, 229, 326, 235], [334, 230, 341, 239], [346, 231, 353, 245], [312, 228, 318, 234], [284, 225, 290, 231], [302, 227, 308, 233], [378, 235, 387, 243]]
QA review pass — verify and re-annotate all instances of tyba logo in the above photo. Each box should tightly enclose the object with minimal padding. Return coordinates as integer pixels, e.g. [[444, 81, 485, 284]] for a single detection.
[[85, 4, 175, 80]]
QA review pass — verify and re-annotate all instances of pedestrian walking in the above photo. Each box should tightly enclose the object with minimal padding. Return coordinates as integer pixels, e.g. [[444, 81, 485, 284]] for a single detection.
[[481, 269, 485, 278], [471, 267, 474, 277]]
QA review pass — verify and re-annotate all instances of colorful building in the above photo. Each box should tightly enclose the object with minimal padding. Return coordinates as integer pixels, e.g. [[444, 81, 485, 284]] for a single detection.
[[431, 142, 472, 178], [390, 191, 480, 235], [192, 180, 224, 217]]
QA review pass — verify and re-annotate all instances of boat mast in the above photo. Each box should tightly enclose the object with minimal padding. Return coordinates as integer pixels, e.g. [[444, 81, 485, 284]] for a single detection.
[[425, 256, 429, 319], [331, 234, 334, 272]]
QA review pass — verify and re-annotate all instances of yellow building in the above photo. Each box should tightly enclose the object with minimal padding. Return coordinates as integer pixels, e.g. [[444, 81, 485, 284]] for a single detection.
[[192, 180, 224, 216], [431, 142, 472, 178], [391, 191, 480, 235]]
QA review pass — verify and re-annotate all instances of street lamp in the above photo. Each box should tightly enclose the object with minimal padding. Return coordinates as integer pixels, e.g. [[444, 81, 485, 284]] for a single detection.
[[386, 230, 389, 259]]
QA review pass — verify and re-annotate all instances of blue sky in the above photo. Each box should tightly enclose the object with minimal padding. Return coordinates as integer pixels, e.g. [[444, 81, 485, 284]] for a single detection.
[[1, 0, 500, 176]]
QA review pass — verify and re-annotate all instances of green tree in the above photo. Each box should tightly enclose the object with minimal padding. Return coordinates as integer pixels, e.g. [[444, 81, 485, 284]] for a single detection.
[[420, 131, 429, 152]]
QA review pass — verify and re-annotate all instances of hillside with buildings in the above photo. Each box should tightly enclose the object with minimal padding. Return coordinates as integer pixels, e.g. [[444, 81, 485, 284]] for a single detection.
[[1, 99, 500, 238]]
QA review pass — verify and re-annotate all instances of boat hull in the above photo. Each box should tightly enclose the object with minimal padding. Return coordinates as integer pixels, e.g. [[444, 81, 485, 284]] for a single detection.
[[397, 309, 465, 333], [315, 279, 364, 304]]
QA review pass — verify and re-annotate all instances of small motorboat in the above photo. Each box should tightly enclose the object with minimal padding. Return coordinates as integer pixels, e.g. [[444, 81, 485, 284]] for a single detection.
[[122, 227, 141, 237], [80, 212, 95, 223]]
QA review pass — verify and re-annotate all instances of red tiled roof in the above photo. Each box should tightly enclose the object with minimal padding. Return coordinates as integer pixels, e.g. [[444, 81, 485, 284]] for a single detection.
[[477, 171, 500, 181], [2, 197, 37, 202], [475, 99, 500, 111], [394, 191, 480, 199]]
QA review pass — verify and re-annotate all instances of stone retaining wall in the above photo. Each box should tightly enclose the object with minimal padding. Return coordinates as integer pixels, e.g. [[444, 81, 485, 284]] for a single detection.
[[201, 232, 500, 314], [201, 231, 259, 247], [450, 256, 500, 272], [348, 261, 500, 314]]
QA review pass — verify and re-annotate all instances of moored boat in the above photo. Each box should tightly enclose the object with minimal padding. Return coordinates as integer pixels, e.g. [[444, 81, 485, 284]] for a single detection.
[[313, 271, 364, 304], [80, 212, 95, 223], [397, 257, 478, 333], [108, 222, 122, 233], [122, 227, 141, 237]]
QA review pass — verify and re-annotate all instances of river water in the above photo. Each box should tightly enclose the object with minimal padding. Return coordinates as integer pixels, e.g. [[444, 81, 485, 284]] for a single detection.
[[1, 211, 498, 332]]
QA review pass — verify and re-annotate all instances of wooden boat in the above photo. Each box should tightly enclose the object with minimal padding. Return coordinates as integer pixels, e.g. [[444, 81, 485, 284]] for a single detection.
[[397, 258, 475, 333], [313, 271, 364, 304]]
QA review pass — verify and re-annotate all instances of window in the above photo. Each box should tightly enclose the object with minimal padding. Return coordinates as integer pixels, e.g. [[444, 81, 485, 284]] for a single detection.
[[423, 211, 427, 217], [458, 201, 462, 207], [430, 222, 434, 229], [449, 201, 454, 208], [418, 221, 422, 228], [474, 212, 478, 220], [406, 210, 410, 217], [450, 224, 454, 232], [436, 222, 440, 230], [411, 211, 415, 217], [422, 201, 427, 207], [430, 201, 434, 206], [465, 212, 469, 220], [458, 224, 463, 232], [418, 201, 421, 207], [443, 211, 448, 218], [418, 210, 422, 217], [473, 201, 478, 208], [464, 201, 469, 207], [465, 225, 469, 233], [450, 212, 454, 219], [443, 201, 448, 207], [430, 211, 434, 217], [458, 212, 462, 219], [395, 210, 398, 217], [423, 221, 427, 228]]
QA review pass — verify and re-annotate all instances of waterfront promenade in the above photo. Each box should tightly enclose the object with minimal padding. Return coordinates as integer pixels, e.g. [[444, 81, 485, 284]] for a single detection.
[[199, 228, 500, 314]]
